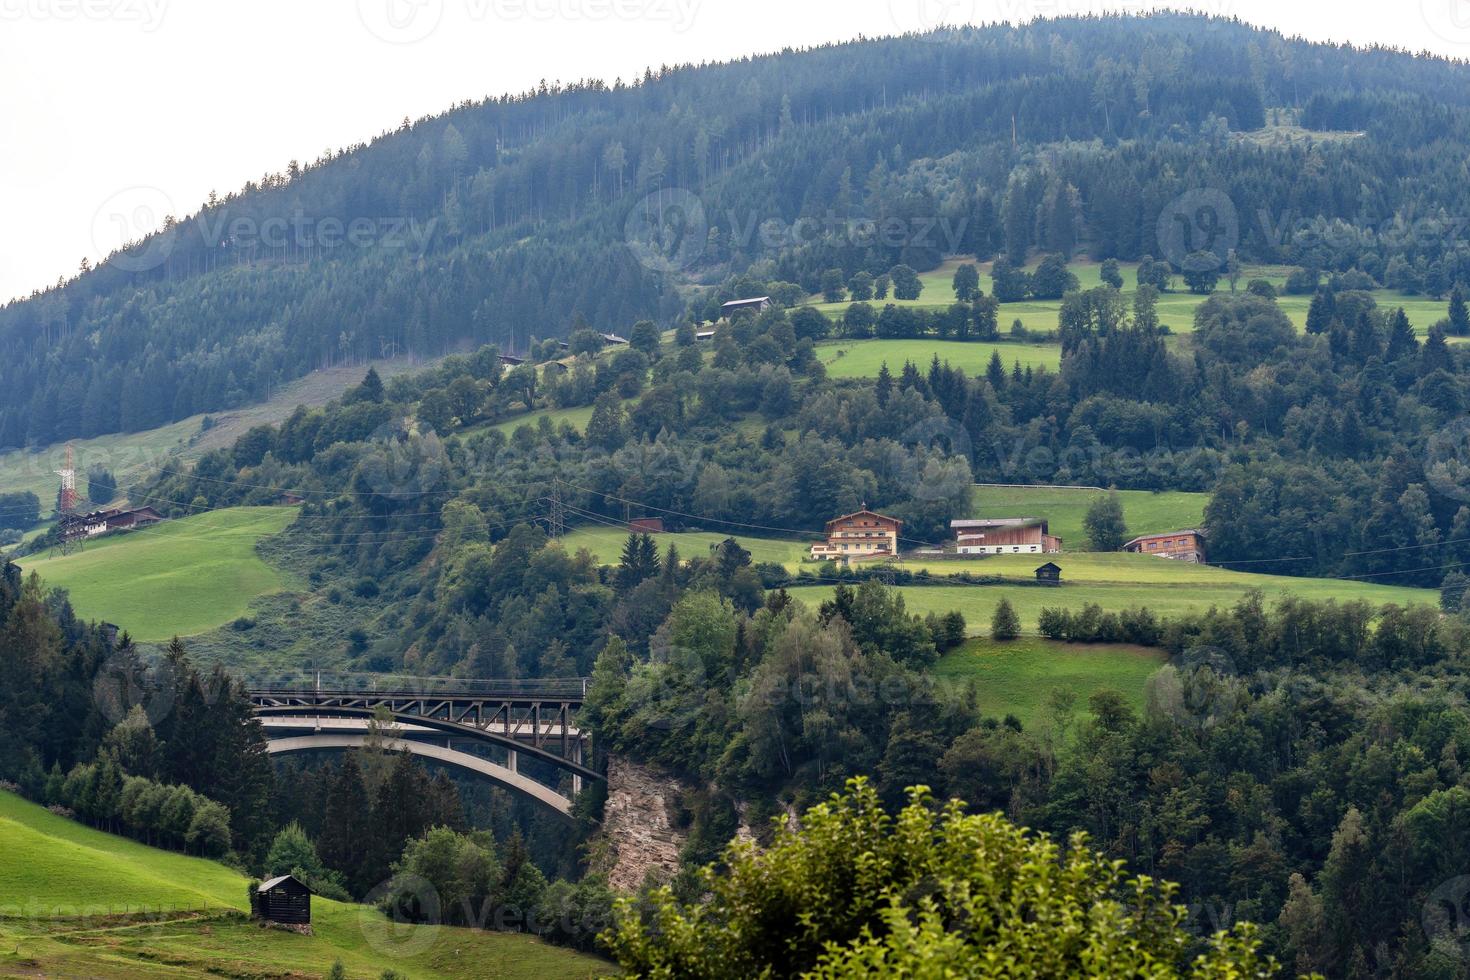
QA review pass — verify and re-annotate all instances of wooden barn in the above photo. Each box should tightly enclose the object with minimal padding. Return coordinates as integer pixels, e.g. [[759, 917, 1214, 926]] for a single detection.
[[1035, 562, 1062, 585], [252, 874, 313, 927]]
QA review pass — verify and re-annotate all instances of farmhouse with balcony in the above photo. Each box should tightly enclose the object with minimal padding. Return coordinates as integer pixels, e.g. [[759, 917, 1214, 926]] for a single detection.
[[810, 509, 902, 562], [60, 506, 165, 543], [1123, 530, 1207, 563], [951, 518, 1062, 555]]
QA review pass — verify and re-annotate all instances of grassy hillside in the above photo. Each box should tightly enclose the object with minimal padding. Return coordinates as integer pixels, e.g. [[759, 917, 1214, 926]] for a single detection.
[[934, 637, 1166, 729], [815, 339, 1060, 378], [0, 354, 437, 523], [970, 485, 1209, 550], [0, 790, 604, 979], [785, 553, 1436, 636], [17, 507, 298, 642], [804, 258, 1462, 339], [561, 526, 813, 566]]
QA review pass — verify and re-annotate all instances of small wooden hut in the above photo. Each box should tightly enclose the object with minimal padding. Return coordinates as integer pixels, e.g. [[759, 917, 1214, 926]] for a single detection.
[[253, 874, 313, 927]]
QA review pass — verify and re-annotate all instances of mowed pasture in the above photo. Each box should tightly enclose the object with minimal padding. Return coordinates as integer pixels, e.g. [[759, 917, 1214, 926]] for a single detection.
[[0, 790, 604, 980], [804, 258, 1462, 339], [970, 485, 1209, 551], [560, 525, 815, 567], [18, 507, 298, 642], [816, 339, 1060, 379], [784, 553, 1437, 636], [934, 636, 1167, 730]]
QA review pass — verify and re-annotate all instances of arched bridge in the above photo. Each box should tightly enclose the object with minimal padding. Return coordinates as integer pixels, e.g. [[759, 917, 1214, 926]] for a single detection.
[[245, 674, 598, 819]]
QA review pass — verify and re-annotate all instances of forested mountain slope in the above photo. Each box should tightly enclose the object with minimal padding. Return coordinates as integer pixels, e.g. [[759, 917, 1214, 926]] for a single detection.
[[9, 13, 1470, 447]]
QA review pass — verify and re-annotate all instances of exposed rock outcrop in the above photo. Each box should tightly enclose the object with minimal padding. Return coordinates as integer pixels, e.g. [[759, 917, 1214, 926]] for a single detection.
[[597, 755, 690, 892]]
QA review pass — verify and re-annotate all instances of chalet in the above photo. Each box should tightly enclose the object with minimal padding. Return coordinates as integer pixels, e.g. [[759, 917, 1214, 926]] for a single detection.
[[628, 517, 665, 534], [1124, 530, 1206, 563], [810, 509, 902, 562], [695, 329, 717, 342], [600, 332, 629, 346], [498, 353, 527, 367], [720, 296, 771, 319], [61, 506, 164, 543], [252, 874, 312, 928], [1035, 562, 1062, 584], [951, 518, 1061, 556]]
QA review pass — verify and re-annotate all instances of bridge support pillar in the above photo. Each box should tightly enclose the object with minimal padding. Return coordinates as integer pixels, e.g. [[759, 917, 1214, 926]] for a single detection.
[[507, 749, 518, 774], [572, 740, 583, 797]]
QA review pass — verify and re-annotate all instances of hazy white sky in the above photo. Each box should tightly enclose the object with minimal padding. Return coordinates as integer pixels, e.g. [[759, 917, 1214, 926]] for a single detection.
[[3, 0, 1470, 302]]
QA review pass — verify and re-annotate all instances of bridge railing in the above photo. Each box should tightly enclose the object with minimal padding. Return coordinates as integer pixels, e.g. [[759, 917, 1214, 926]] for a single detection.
[[241, 671, 589, 699]]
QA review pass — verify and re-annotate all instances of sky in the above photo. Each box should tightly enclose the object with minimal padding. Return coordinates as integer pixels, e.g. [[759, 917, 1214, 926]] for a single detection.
[[3, 0, 1470, 303]]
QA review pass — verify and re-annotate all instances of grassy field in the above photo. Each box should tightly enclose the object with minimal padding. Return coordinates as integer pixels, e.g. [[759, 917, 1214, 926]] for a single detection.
[[17, 507, 298, 642], [970, 485, 1208, 551], [490, 402, 598, 436], [0, 790, 604, 979], [785, 552, 1437, 636], [561, 525, 814, 566], [0, 354, 440, 527], [934, 636, 1166, 729], [815, 339, 1061, 378], [804, 258, 1462, 339]]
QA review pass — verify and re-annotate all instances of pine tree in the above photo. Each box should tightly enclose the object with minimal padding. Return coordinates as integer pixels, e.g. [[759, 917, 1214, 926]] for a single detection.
[[990, 598, 1021, 641], [1450, 286, 1470, 336], [875, 363, 893, 407], [319, 755, 371, 892]]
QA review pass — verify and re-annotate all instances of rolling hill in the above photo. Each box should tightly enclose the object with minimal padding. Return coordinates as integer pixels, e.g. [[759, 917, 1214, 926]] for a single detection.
[[0, 789, 604, 979], [16, 507, 298, 642]]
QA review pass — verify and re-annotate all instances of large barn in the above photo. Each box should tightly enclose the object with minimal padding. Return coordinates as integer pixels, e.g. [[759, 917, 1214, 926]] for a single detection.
[[951, 518, 1062, 556]]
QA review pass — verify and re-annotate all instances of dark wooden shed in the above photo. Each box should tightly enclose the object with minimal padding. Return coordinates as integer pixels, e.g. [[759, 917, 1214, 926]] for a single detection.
[[1035, 562, 1062, 585], [253, 874, 313, 926]]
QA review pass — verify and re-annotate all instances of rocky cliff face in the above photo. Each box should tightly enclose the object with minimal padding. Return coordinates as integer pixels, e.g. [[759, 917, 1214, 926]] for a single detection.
[[597, 755, 690, 892]]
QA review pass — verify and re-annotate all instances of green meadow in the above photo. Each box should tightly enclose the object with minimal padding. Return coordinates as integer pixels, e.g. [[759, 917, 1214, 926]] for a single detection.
[[0, 790, 604, 979], [784, 552, 1436, 636], [969, 485, 1209, 551], [934, 636, 1167, 729], [18, 506, 298, 642], [804, 257, 1462, 338], [816, 338, 1061, 378]]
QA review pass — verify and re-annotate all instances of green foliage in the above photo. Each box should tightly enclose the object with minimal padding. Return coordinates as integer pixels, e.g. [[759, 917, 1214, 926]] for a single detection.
[[990, 596, 1020, 640], [604, 778, 1277, 978], [1083, 489, 1129, 551]]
